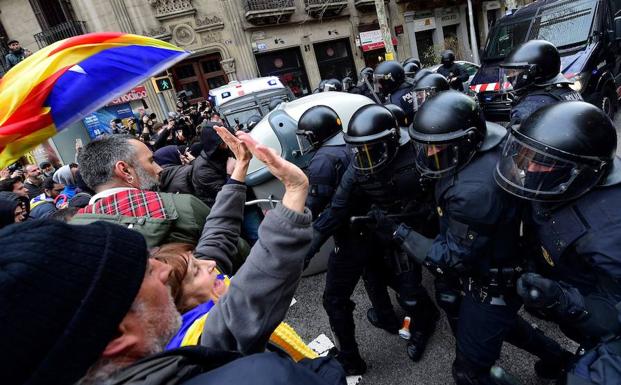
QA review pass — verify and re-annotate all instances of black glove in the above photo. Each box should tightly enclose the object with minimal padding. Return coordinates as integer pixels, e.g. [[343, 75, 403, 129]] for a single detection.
[[366, 207, 398, 244], [517, 273, 564, 309]]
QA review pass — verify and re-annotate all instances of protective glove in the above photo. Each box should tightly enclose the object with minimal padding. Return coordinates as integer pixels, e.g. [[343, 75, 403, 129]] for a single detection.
[[366, 206, 398, 244], [517, 273, 564, 308]]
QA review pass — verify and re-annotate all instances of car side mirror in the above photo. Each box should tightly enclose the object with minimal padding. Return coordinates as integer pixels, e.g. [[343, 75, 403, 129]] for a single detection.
[[615, 16, 621, 41]]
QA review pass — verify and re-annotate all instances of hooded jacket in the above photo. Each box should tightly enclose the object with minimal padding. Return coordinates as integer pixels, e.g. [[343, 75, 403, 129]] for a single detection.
[[0, 199, 18, 228]]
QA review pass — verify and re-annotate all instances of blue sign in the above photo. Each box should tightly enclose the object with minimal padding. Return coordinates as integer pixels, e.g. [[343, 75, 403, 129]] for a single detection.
[[82, 103, 134, 139]]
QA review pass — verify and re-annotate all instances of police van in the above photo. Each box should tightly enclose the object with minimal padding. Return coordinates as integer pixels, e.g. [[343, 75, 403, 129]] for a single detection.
[[470, 0, 621, 122], [209, 76, 295, 129]]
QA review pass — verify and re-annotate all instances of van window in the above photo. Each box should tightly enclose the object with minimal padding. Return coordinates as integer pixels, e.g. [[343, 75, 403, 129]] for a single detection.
[[485, 20, 531, 59], [529, 0, 597, 49]]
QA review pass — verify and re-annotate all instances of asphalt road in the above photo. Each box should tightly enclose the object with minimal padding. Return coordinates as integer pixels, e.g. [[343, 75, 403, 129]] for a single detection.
[[283, 112, 621, 385]]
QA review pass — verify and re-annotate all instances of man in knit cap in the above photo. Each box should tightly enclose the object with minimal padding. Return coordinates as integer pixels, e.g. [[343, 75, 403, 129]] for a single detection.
[[0, 131, 345, 385]]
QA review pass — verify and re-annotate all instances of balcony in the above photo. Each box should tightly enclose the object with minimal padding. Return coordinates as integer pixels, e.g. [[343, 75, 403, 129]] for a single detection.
[[355, 0, 389, 12], [305, 0, 348, 18], [34, 20, 87, 49], [245, 0, 296, 25]]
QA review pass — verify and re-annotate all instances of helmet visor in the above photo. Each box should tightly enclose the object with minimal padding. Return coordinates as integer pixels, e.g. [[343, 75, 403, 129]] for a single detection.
[[351, 142, 390, 172], [413, 142, 459, 178], [414, 89, 438, 110], [295, 131, 316, 155], [496, 135, 589, 200], [499, 66, 530, 91]]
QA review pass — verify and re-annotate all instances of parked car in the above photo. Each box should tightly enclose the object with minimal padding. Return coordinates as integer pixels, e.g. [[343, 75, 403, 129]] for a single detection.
[[470, 0, 621, 122]]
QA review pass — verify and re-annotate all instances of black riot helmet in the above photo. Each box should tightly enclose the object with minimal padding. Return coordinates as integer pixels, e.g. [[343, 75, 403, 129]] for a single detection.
[[499, 40, 565, 94], [384, 103, 409, 128], [403, 62, 420, 80], [373, 61, 405, 94], [495, 101, 620, 202], [245, 114, 262, 131], [314, 80, 327, 94], [409, 91, 486, 178], [440, 50, 455, 66], [296, 105, 343, 154], [402, 57, 422, 69], [322, 78, 343, 92], [413, 72, 450, 110], [345, 104, 400, 174]]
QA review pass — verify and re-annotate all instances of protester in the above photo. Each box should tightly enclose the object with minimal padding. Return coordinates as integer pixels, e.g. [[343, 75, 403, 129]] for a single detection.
[[29, 176, 64, 219], [0, 191, 29, 224], [0, 129, 347, 385], [39, 161, 55, 177], [23, 164, 44, 197], [5, 39, 31, 69], [0, 177, 29, 198], [52, 163, 79, 199], [0, 197, 25, 228], [73, 134, 248, 273]]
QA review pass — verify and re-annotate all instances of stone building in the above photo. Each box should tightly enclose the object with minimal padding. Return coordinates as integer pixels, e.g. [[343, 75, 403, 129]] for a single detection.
[[0, 0, 519, 163]]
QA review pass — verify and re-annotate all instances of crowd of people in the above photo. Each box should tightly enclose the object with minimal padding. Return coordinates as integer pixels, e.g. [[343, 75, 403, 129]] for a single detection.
[[1, 38, 620, 385]]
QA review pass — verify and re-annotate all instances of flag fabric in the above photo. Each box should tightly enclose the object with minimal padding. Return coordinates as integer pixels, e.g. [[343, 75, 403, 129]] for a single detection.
[[0, 32, 190, 168]]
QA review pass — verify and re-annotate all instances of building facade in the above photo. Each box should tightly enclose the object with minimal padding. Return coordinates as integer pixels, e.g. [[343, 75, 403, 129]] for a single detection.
[[0, 0, 523, 163]]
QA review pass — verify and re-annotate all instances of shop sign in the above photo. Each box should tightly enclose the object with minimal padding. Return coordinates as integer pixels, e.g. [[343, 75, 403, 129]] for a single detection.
[[257, 43, 268, 51], [413, 17, 436, 32], [359, 30, 398, 52], [82, 103, 135, 139], [108, 86, 147, 106], [440, 12, 460, 25]]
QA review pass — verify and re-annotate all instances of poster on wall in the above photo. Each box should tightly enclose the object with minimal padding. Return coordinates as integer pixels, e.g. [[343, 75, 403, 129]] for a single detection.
[[82, 103, 135, 139]]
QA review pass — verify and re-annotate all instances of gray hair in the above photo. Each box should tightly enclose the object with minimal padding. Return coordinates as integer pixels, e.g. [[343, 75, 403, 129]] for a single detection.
[[78, 135, 138, 190]]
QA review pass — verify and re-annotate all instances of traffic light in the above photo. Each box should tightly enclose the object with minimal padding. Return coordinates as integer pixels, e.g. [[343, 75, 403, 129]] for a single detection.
[[151, 76, 173, 93]]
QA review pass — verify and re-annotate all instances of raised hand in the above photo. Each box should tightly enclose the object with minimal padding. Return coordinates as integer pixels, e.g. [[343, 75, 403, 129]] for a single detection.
[[214, 125, 251, 183], [237, 130, 308, 213]]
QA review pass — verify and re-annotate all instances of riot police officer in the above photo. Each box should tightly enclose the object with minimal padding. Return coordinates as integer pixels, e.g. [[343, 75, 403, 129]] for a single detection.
[[404, 62, 420, 81], [436, 50, 469, 92], [369, 91, 572, 384], [402, 57, 422, 69], [373, 60, 416, 122], [494, 101, 621, 383], [308, 104, 440, 370], [296, 105, 350, 218], [412, 72, 450, 112], [342, 76, 354, 93], [500, 40, 582, 126]]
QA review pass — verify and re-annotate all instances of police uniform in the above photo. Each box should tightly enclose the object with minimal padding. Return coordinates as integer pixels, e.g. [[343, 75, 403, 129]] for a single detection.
[[313, 142, 438, 362], [436, 63, 469, 92], [528, 184, 621, 348], [388, 82, 416, 124], [510, 85, 582, 126]]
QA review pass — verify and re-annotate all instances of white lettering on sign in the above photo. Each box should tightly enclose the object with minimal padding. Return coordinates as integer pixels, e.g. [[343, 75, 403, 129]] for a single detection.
[[108, 86, 148, 106]]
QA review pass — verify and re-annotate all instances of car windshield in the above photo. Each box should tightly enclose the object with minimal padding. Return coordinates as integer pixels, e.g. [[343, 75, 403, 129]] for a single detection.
[[485, 20, 531, 59], [223, 107, 263, 128], [529, 0, 597, 49]]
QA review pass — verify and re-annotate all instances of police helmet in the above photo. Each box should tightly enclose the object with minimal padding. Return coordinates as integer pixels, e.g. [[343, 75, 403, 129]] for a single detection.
[[373, 61, 405, 95], [384, 103, 409, 128], [245, 114, 262, 131], [345, 104, 400, 174], [269, 97, 284, 110], [322, 78, 343, 92], [500, 40, 565, 94], [402, 57, 422, 69], [494, 101, 619, 202], [440, 50, 455, 66], [403, 62, 420, 80], [409, 91, 486, 178], [413, 72, 450, 110], [296, 105, 343, 154]]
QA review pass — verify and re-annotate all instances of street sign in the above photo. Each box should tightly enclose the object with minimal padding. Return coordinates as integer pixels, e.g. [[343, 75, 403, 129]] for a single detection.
[[151, 76, 173, 93]]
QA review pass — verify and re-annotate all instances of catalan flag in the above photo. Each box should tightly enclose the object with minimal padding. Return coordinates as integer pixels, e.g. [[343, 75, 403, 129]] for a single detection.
[[0, 32, 190, 168]]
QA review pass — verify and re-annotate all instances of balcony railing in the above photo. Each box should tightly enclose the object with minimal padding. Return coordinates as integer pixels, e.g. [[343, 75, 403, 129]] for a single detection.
[[245, 0, 296, 25], [305, 0, 348, 18], [354, 0, 388, 11], [34, 20, 86, 49]]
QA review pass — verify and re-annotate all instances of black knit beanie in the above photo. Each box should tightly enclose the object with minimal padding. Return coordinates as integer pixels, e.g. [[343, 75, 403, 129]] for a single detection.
[[0, 220, 148, 385]]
